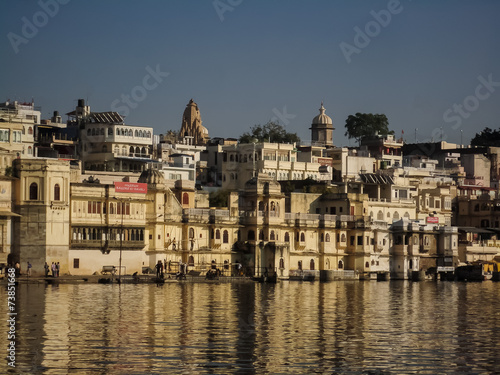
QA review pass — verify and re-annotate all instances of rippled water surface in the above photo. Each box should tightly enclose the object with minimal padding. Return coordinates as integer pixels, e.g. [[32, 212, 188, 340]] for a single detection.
[[2, 281, 500, 374]]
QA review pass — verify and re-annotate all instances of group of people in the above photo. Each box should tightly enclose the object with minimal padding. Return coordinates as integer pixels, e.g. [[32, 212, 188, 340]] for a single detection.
[[44, 262, 60, 277], [155, 259, 189, 280]]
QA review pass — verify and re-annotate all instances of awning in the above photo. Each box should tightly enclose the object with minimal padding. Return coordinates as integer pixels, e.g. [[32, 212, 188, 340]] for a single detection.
[[0, 211, 20, 217], [458, 227, 493, 234]]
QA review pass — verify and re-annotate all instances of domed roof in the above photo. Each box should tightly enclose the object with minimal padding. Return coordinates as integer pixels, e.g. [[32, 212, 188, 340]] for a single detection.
[[312, 102, 332, 126], [138, 169, 165, 185]]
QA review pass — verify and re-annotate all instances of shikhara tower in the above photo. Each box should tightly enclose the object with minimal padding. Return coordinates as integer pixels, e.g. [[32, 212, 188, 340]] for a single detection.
[[180, 99, 209, 146]]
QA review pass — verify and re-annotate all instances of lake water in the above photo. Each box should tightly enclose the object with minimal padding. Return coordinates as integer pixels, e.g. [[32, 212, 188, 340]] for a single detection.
[[2, 280, 500, 374]]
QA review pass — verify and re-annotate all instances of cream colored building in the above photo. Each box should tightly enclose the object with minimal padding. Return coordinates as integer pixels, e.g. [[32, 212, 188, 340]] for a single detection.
[[67, 99, 154, 173], [222, 142, 331, 190], [0, 100, 37, 173]]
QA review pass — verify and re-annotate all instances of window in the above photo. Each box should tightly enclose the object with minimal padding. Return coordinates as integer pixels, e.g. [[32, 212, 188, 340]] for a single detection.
[[223, 230, 229, 243], [357, 236, 363, 246], [216, 229, 220, 240], [183, 193, 189, 205], [73, 259, 80, 269], [248, 230, 255, 241], [270, 230, 275, 241], [108, 128, 113, 135], [325, 233, 330, 242], [298, 261, 302, 270], [338, 260, 343, 269], [310, 259, 315, 270], [29, 182, 38, 200], [341, 234, 346, 242], [54, 184, 60, 201], [300, 232, 305, 242], [284, 232, 290, 242]]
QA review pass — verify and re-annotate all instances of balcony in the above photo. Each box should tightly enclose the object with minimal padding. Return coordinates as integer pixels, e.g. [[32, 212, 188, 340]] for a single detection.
[[70, 239, 145, 249]]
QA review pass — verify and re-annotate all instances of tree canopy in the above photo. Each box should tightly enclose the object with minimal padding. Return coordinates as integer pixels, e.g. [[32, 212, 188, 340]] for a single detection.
[[239, 121, 300, 144], [344, 113, 392, 144], [471, 127, 500, 147]]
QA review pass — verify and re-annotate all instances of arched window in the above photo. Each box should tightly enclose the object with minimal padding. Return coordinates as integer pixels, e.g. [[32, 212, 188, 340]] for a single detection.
[[338, 260, 343, 269], [29, 182, 38, 200], [91, 128, 96, 136], [141, 147, 146, 155], [404, 212, 410, 218], [216, 229, 220, 240], [223, 230, 229, 243], [279, 258, 285, 269], [28, 146, 32, 154], [128, 129, 133, 136], [28, 127, 33, 135], [135, 130, 139, 137], [387, 212, 391, 218], [182, 193, 189, 205], [377, 211, 384, 220], [284, 232, 290, 242], [248, 230, 255, 241], [300, 232, 305, 242], [116, 128, 120, 135], [114, 146, 119, 155], [108, 128, 113, 135], [310, 259, 315, 270], [189, 228, 194, 238], [365, 261, 370, 268], [259, 230, 264, 240], [393, 211, 400, 220], [341, 234, 346, 242], [135, 146, 140, 154], [270, 230, 275, 241], [54, 184, 60, 201], [325, 233, 330, 242]]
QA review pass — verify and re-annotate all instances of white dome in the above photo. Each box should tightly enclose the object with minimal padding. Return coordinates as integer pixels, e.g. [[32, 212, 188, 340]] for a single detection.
[[312, 102, 332, 125]]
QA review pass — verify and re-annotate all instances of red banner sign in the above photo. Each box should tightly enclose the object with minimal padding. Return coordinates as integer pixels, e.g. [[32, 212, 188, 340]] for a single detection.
[[426, 216, 439, 224], [114, 182, 147, 194], [317, 158, 333, 166]]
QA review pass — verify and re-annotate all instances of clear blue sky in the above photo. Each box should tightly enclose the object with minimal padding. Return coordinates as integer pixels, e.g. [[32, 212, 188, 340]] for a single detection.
[[2, 0, 499, 146]]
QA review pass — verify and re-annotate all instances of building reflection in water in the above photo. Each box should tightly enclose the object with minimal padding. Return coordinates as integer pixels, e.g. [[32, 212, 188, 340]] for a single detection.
[[1, 281, 499, 374]]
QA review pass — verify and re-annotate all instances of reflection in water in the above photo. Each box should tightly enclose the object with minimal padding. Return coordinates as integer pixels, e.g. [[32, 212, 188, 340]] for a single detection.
[[2, 281, 499, 374]]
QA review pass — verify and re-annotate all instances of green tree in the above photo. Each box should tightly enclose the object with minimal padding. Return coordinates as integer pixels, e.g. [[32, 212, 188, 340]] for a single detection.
[[239, 121, 300, 144], [209, 189, 230, 208], [344, 113, 392, 144], [471, 127, 500, 147]]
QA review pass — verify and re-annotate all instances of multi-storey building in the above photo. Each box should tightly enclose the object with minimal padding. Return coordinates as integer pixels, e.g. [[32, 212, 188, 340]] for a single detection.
[[222, 142, 331, 190], [0, 100, 38, 172], [67, 99, 154, 173]]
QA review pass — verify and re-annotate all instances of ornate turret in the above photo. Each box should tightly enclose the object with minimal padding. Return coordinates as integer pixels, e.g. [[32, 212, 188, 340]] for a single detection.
[[310, 102, 334, 147]]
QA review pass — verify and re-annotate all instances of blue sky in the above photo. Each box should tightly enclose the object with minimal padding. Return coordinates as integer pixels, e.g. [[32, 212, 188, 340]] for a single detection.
[[1, 0, 499, 146]]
